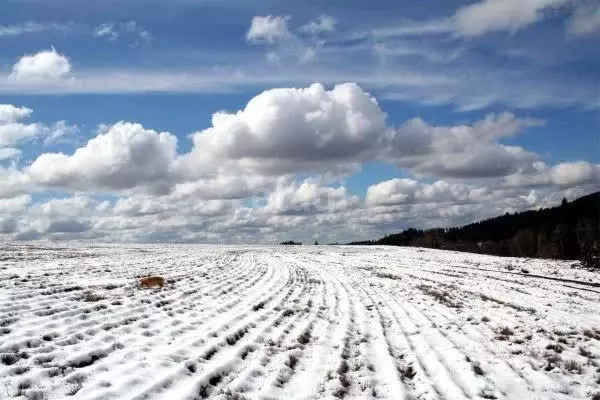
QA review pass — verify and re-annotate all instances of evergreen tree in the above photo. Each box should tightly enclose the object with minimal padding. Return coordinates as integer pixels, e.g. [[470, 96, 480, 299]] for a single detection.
[[348, 191, 600, 266]]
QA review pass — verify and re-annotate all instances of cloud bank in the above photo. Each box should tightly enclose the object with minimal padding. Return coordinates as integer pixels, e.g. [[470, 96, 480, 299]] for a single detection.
[[0, 82, 597, 243]]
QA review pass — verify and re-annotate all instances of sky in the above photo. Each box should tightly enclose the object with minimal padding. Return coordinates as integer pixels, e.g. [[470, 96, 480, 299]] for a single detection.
[[0, 0, 599, 244]]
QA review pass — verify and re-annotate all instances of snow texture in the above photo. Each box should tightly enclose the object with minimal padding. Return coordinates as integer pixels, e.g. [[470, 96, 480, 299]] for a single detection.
[[0, 243, 599, 399]]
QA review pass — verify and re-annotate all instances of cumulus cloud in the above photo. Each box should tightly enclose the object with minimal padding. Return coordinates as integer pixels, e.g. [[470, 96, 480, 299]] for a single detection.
[[0, 104, 77, 151], [503, 161, 600, 188], [408, 145, 540, 178], [112, 196, 172, 217], [366, 178, 492, 207], [0, 148, 21, 161], [87, 193, 239, 242], [0, 104, 33, 123], [9, 48, 72, 82], [362, 175, 600, 234], [246, 16, 291, 44], [0, 195, 30, 214], [454, 0, 569, 36], [0, 85, 597, 243], [0, 119, 40, 147], [21, 196, 99, 238], [112, 195, 233, 220], [172, 175, 279, 201], [265, 179, 359, 216], [0, 168, 31, 199], [388, 112, 544, 178], [549, 161, 600, 186], [28, 122, 177, 194], [0, 195, 30, 234], [184, 83, 387, 176], [15, 84, 554, 199]]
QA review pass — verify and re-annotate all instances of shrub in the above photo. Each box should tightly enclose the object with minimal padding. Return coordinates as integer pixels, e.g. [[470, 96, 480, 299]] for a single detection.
[[499, 327, 514, 336], [563, 360, 583, 374], [472, 362, 484, 375], [579, 346, 595, 358], [81, 291, 105, 302]]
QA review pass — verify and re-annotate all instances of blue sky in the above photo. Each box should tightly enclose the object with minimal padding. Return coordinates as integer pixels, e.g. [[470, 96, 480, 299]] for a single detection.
[[0, 0, 599, 243]]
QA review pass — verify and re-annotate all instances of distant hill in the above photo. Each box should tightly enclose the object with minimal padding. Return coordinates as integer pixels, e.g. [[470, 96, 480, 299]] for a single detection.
[[349, 191, 600, 267]]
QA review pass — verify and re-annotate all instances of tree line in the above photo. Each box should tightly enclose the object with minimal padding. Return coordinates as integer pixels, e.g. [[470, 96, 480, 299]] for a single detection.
[[348, 191, 600, 269]]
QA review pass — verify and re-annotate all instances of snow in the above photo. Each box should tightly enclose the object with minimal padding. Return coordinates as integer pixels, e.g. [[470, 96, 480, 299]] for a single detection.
[[1, 243, 599, 399]]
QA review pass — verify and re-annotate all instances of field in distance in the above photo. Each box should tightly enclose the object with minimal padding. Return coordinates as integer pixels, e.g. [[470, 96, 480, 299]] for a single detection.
[[1, 243, 599, 400]]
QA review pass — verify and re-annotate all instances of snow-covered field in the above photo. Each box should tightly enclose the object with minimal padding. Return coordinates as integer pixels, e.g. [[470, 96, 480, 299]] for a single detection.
[[1, 244, 600, 400]]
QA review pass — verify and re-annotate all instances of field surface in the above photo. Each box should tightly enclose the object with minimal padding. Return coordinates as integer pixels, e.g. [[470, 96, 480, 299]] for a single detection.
[[1, 244, 600, 400]]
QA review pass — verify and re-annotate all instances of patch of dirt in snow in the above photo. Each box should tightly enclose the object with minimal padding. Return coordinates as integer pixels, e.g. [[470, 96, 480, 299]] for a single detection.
[[0, 243, 599, 400]]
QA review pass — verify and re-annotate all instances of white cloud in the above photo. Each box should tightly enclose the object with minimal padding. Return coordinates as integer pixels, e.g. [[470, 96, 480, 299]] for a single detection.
[[94, 21, 151, 45], [0, 148, 21, 161], [124, 20, 151, 41], [9, 85, 557, 201], [94, 23, 118, 41], [183, 83, 387, 176], [504, 161, 600, 188], [0, 195, 30, 215], [0, 62, 595, 112], [0, 22, 71, 37], [0, 104, 77, 149], [0, 167, 31, 199], [265, 179, 359, 216], [366, 178, 490, 207], [172, 175, 279, 201], [28, 122, 177, 194], [22, 196, 98, 237], [0, 104, 32, 123], [362, 174, 600, 234], [549, 161, 600, 186], [388, 112, 544, 178], [0, 86, 597, 243], [365, 20, 454, 39], [372, 41, 464, 64], [567, 3, 600, 36], [112, 196, 171, 217], [247, 15, 333, 64], [366, 178, 418, 207], [111, 195, 233, 220], [298, 47, 316, 63], [0, 121, 40, 147], [9, 48, 72, 82], [43, 120, 79, 145], [246, 16, 291, 44], [365, 0, 590, 39], [454, 0, 569, 36], [0, 22, 46, 37], [265, 52, 281, 64], [300, 15, 336, 34], [0, 195, 29, 234]]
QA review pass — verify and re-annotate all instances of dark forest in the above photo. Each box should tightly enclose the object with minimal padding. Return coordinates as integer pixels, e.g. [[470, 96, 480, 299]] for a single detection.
[[349, 191, 600, 268]]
